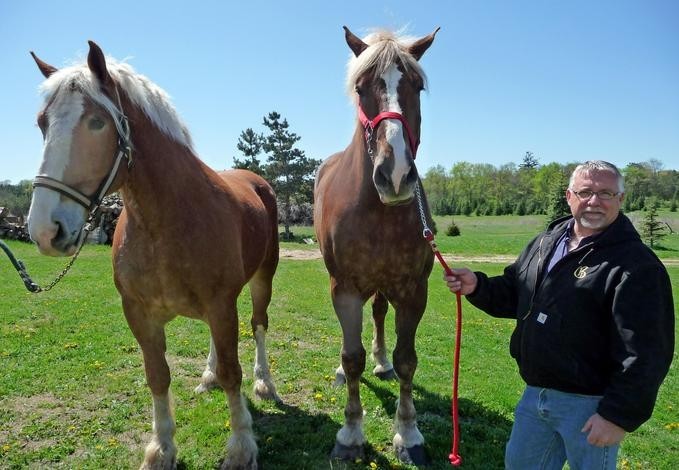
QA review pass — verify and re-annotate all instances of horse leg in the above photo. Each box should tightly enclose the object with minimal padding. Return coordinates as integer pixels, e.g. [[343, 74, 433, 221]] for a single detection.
[[392, 298, 428, 466], [330, 288, 367, 461], [123, 306, 176, 470], [335, 291, 384, 387], [249, 268, 280, 402], [370, 291, 397, 380], [195, 337, 220, 393], [209, 298, 257, 470]]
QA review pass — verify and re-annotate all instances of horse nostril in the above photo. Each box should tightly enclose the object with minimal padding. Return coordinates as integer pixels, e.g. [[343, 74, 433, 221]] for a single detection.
[[374, 166, 389, 187], [53, 221, 65, 243], [405, 165, 417, 185]]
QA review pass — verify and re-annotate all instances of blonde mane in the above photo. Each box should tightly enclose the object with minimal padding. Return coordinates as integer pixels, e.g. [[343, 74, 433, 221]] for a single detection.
[[345, 30, 428, 98], [38, 58, 194, 150]]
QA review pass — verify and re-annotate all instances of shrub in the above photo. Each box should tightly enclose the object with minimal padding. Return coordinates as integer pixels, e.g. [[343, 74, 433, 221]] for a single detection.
[[445, 221, 461, 237]]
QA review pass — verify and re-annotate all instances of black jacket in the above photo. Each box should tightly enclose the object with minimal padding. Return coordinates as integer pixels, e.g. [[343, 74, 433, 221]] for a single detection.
[[468, 213, 674, 432]]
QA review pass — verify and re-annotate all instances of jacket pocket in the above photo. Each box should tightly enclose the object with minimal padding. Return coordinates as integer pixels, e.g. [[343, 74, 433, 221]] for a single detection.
[[520, 309, 579, 384]]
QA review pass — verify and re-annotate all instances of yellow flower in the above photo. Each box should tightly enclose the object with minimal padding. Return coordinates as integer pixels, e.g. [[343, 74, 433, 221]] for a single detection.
[[664, 422, 679, 431], [314, 393, 323, 401], [370, 462, 378, 469]]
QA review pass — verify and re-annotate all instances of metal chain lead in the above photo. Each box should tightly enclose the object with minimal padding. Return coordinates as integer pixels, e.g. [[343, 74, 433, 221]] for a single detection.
[[2, 213, 96, 293], [415, 179, 433, 238]]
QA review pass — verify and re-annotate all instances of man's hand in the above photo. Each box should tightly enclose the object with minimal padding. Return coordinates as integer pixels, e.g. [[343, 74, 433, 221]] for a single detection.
[[581, 413, 626, 447], [443, 268, 478, 295]]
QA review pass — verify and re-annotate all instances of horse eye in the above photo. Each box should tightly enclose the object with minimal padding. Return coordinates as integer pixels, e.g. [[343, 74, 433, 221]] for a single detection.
[[354, 85, 363, 96], [88, 117, 105, 130]]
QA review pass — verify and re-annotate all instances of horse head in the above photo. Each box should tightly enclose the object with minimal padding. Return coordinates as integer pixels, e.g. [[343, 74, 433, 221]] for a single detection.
[[27, 41, 131, 256], [344, 26, 439, 205]]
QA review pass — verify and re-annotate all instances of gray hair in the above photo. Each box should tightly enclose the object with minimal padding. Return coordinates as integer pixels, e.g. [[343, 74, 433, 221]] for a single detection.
[[569, 160, 625, 193]]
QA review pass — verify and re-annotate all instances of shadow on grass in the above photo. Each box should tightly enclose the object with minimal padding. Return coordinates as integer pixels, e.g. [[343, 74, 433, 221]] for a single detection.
[[363, 378, 512, 470], [222, 378, 511, 469]]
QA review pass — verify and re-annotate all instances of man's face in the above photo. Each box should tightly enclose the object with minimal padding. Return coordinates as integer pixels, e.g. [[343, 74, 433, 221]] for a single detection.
[[566, 170, 623, 236]]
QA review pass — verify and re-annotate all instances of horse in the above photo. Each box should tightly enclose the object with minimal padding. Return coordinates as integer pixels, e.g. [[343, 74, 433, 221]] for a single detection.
[[313, 26, 439, 465], [27, 41, 280, 470]]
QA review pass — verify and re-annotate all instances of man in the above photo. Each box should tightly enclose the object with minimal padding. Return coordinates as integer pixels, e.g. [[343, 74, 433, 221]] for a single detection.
[[444, 161, 674, 469]]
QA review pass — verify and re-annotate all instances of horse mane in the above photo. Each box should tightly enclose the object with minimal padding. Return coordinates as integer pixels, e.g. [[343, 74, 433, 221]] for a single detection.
[[345, 29, 428, 99], [38, 58, 194, 150]]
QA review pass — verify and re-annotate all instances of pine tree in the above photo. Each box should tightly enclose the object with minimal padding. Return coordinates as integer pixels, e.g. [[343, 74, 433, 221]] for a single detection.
[[233, 128, 264, 174], [640, 198, 667, 249], [545, 177, 570, 226], [260, 112, 322, 240]]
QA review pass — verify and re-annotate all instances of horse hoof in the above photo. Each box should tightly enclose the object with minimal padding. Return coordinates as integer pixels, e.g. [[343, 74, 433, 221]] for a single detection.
[[330, 442, 364, 461], [395, 444, 428, 466], [220, 456, 257, 470], [333, 372, 346, 387], [374, 367, 398, 381], [194, 380, 221, 394], [253, 380, 283, 403]]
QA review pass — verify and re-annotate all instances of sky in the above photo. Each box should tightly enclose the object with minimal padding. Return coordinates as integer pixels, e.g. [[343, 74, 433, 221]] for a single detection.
[[1, 0, 678, 185]]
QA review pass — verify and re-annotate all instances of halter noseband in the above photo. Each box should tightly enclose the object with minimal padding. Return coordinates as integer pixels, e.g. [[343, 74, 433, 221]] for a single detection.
[[358, 103, 419, 159], [33, 87, 132, 218]]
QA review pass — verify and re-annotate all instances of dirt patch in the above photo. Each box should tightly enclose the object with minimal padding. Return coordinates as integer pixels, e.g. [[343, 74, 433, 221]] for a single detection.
[[280, 248, 516, 264], [280, 249, 679, 267]]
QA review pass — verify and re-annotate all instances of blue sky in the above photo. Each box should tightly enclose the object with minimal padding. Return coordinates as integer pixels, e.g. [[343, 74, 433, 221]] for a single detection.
[[1, 0, 678, 184]]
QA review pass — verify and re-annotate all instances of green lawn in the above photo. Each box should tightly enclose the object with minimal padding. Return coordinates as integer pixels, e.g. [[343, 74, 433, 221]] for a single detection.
[[0, 227, 677, 469]]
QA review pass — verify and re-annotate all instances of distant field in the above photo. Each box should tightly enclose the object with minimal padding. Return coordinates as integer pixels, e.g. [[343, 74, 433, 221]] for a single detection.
[[282, 212, 679, 260]]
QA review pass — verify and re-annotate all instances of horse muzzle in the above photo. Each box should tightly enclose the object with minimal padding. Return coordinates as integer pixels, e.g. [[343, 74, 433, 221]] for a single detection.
[[373, 160, 417, 205], [28, 199, 87, 256]]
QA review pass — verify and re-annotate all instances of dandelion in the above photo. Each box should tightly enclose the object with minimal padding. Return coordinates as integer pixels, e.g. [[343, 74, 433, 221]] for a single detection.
[[314, 393, 323, 401], [108, 437, 119, 447], [64, 342, 78, 350], [370, 462, 378, 469], [664, 422, 679, 431], [2, 444, 11, 452], [224, 421, 231, 430]]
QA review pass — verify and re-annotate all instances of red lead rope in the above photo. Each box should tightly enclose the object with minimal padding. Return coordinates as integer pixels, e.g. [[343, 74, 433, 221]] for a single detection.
[[424, 231, 463, 466]]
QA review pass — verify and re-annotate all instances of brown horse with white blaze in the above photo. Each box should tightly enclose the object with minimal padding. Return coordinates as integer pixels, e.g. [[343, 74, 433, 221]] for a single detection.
[[314, 27, 439, 465], [27, 42, 279, 469]]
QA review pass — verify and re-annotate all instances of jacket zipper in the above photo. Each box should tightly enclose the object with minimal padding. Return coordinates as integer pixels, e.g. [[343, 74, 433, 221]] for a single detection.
[[522, 236, 545, 320]]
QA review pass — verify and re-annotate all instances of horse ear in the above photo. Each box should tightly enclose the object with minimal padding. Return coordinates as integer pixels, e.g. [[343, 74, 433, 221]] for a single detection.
[[344, 26, 369, 57], [87, 40, 114, 87], [30, 51, 58, 78], [408, 27, 441, 61]]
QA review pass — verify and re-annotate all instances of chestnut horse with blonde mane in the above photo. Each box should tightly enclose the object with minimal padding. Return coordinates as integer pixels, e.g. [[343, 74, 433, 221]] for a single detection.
[[314, 27, 439, 465], [27, 42, 279, 469]]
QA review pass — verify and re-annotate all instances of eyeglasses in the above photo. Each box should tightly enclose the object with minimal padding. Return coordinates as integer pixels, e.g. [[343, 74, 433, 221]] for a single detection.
[[570, 189, 620, 201]]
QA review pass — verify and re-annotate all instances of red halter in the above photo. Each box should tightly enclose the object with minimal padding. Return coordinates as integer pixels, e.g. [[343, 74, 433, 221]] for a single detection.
[[358, 103, 419, 158]]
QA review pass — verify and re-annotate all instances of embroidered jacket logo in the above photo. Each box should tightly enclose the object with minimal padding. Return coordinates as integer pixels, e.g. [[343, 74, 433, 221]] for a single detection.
[[574, 266, 589, 279]]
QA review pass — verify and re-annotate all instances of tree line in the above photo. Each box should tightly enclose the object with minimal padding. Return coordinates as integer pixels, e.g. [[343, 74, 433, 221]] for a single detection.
[[422, 153, 678, 217], [3, 138, 676, 231]]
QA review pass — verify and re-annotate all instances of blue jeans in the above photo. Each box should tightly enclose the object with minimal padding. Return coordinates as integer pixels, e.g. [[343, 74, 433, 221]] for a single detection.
[[505, 386, 619, 470]]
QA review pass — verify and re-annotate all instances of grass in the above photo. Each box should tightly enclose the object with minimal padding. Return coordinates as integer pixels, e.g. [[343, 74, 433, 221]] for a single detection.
[[0, 219, 677, 469]]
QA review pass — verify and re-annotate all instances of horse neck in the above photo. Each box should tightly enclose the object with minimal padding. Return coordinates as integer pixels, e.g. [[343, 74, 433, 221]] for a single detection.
[[120, 105, 216, 222]]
